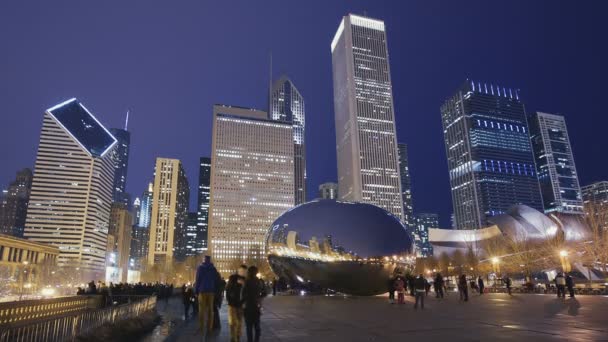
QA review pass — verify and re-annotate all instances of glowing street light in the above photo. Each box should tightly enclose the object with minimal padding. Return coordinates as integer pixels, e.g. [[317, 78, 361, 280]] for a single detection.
[[491, 257, 500, 274], [559, 250, 568, 257]]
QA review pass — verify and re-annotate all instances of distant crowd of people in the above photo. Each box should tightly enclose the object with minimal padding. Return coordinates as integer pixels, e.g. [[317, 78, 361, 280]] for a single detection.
[[387, 270, 577, 308], [77, 281, 175, 306], [182, 256, 268, 342]]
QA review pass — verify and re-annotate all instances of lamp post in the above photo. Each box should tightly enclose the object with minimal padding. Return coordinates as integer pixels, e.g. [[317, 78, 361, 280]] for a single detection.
[[19, 261, 29, 301], [491, 257, 500, 274], [559, 250, 571, 273]]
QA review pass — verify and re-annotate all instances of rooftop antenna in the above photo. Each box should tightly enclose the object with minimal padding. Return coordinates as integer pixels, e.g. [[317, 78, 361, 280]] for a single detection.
[[124, 110, 130, 131], [268, 52, 273, 116]]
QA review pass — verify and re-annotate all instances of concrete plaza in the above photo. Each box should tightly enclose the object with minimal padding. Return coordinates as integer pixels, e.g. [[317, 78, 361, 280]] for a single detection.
[[146, 292, 608, 341]]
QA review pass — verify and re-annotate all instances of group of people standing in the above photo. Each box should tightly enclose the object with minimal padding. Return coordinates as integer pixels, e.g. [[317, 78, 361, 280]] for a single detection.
[[191, 256, 267, 342], [554, 272, 575, 298]]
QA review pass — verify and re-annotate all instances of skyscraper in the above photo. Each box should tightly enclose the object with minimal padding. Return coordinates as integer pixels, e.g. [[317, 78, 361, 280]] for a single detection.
[[529, 112, 583, 215], [107, 202, 132, 282], [397, 143, 414, 228], [414, 213, 437, 257], [109, 126, 131, 207], [270, 76, 306, 205], [138, 182, 153, 228], [0, 168, 32, 237], [24, 98, 117, 280], [184, 212, 199, 257], [331, 14, 403, 220], [147, 158, 189, 265], [582, 181, 608, 229], [440, 80, 543, 229], [197, 157, 211, 251], [582, 181, 608, 207], [130, 183, 153, 266], [209, 105, 294, 275], [318, 182, 338, 200]]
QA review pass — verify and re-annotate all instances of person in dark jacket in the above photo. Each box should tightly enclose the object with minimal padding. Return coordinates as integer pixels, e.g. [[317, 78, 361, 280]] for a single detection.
[[434, 273, 444, 299], [242, 266, 267, 342], [565, 273, 575, 298], [387, 275, 396, 304], [413, 274, 426, 309], [458, 274, 468, 302], [182, 284, 194, 319], [504, 276, 512, 296], [213, 277, 226, 330], [478, 276, 485, 295], [194, 255, 220, 336], [226, 265, 247, 342]]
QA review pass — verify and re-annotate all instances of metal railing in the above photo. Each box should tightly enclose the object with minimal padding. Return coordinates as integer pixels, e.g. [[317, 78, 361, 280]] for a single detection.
[[0, 296, 101, 325], [0, 295, 156, 342]]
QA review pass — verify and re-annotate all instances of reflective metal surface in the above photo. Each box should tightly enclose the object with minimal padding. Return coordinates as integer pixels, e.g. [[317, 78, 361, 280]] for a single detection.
[[266, 200, 413, 295]]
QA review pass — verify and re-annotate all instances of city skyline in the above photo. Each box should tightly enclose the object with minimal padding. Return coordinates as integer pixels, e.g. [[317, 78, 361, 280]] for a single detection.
[[1, 2, 607, 227]]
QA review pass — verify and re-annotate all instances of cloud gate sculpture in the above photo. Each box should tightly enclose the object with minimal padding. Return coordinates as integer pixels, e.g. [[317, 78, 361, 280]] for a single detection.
[[266, 200, 413, 296]]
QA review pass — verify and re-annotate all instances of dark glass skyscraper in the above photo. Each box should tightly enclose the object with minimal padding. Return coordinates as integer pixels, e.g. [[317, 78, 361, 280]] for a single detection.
[[270, 76, 306, 205], [0, 168, 33, 237], [414, 213, 437, 257], [397, 143, 414, 229], [529, 112, 583, 215], [109, 127, 131, 207], [185, 212, 199, 257], [197, 157, 211, 251], [441, 80, 543, 229]]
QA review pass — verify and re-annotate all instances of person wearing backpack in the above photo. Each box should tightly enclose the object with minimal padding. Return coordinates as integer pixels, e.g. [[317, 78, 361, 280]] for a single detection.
[[555, 272, 566, 298], [226, 265, 247, 342]]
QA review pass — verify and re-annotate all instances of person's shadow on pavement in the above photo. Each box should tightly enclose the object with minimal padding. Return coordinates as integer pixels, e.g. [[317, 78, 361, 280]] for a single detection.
[[543, 298, 566, 318], [567, 298, 581, 316]]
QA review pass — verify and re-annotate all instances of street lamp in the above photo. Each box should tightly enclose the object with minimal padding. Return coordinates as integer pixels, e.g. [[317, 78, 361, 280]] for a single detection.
[[559, 250, 571, 273], [491, 257, 500, 274]]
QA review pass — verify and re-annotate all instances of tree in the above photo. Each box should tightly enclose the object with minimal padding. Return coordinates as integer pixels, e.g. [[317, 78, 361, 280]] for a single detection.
[[451, 250, 465, 275], [579, 203, 608, 276], [438, 252, 450, 276]]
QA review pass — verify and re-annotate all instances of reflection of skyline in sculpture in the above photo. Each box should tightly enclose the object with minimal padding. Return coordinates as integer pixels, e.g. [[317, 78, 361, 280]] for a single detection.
[[266, 200, 414, 295]]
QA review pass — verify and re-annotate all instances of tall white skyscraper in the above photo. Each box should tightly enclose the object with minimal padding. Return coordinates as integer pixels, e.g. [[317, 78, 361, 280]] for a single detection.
[[209, 105, 294, 275], [331, 14, 403, 219], [270, 76, 306, 205], [147, 158, 189, 265], [24, 98, 117, 280]]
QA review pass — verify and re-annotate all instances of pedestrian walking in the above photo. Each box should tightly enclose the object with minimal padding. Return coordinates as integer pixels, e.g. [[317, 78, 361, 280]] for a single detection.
[[565, 273, 575, 298], [213, 276, 226, 331], [434, 273, 444, 299], [242, 266, 267, 342], [387, 275, 396, 304], [555, 272, 566, 298], [504, 276, 512, 296], [414, 274, 426, 309], [395, 276, 405, 304], [478, 276, 485, 295], [182, 284, 194, 319], [194, 255, 221, 336], [272, 278, 277, 296], [226, 265, 247, 342], [458, 274, 468, 302], [424, 278, 431, 296]]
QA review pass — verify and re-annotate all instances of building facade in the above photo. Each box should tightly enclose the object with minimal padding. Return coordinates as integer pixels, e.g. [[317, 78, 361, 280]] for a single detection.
[[397, 143, 414, 228], [529, 112, 583, 215], [147, 158, 189, 265], [184, 212, 199, 257], [318, 182, 338, 200], [24, 99, 116, 281], [582, 181, 608, 229], [0, 168, 33, 237], [209, 105, 294, 275], [583, 181, 608, 206], [109, 128, 131, 207], [270, 76, 306, 205], [440, 80, 543, 230], [107, 202, 132, 282], [414, 213, 437, 257], [197, 157, 211, 252], [331, 14, 403, 220]]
